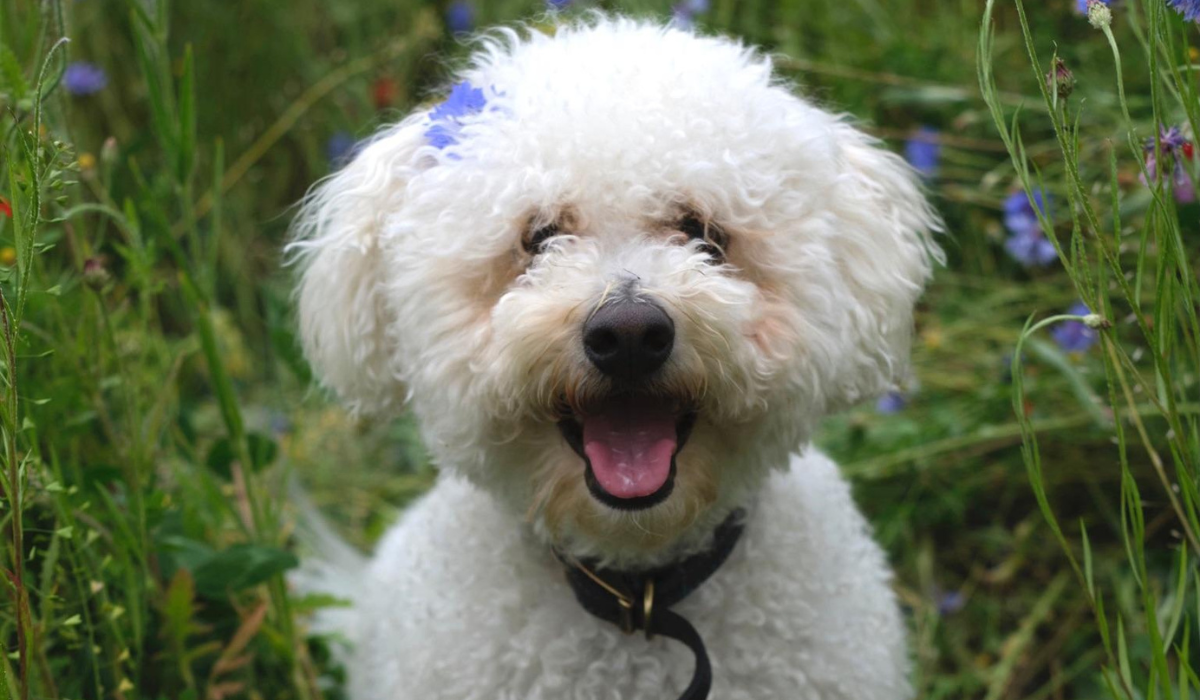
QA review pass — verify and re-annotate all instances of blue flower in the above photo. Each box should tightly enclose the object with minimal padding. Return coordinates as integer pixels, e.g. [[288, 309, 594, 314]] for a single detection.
[[425, 81, 488, 149], [1003, 189, 1049, 235], [270, 412, 293, 437], [1076, 0, 1110, 13], [875, 392, 907, 414], [936, 590, 966, 616], [1004, 229, 1058, 267], [546, 0, 573, 9], [1002, 189, 1058, 267], [1155, 125, 1189, 152], [1051, 302, 1098, 353], [63, 62, 107, 96], [904, 126, 940, 178], [1168, 0, 1200, 21], [671, 0, 710, 29], [445, 1, 475, 34], [1142, 125, 1195, 203], [326, 131, 359, 165]]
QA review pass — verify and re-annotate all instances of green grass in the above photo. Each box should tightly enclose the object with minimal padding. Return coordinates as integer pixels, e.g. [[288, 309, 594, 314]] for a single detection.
[[1, 0, 1198, 698]]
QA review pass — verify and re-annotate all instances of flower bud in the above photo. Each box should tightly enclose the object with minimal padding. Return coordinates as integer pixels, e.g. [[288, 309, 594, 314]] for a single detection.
[[1046, 58, 1075, 99], [100, 137, 119, 167], [83, 257, 110, 290], [1088, 0, 1112, 28]]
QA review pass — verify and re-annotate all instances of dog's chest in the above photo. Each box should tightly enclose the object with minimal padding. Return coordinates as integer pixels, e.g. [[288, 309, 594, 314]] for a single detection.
[[353, 541, 828, 699], [347, 465, 909, 700]]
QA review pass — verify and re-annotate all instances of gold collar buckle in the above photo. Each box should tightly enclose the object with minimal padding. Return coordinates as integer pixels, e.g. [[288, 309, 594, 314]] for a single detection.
[[570, 557, 655, 637]]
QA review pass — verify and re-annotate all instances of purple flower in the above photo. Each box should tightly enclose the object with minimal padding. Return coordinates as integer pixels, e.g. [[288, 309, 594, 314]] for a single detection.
[[671, 0, 710, 29], [1168, 0, 1200, 21], [904, 126, 940, 178], [1004, 229, 1058, 267], [1003, 189, 1049, 235], [270, 412, 293, 437], [326, 131, 359, 165], [1003, 190, 1057, 267], [936, 590, 966, 616], [1142, 125, 1195, 203], [546, 0, 573, 9], [875, 392, 907, 414], [1173, 164, 1196, 203], [1076, 0, 1110, 13], [1157, 125, 1189, 152], [445, 1, 475, 34], [63, 62, 107, 96], [425, 81, 488, 149], [1051, 302, 1098, 353]]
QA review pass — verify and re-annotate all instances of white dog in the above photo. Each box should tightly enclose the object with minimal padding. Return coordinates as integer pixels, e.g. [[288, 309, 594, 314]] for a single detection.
[[290, 16, 941, 700]]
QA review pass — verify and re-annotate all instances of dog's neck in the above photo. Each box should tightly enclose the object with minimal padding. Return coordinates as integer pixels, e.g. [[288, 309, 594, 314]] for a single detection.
[[530, 495, 756, 571]]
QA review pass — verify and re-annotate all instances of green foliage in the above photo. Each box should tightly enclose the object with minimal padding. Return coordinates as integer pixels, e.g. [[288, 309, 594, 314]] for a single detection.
[[0, 0, 1196, 698], [979, 0, 1200, 696]]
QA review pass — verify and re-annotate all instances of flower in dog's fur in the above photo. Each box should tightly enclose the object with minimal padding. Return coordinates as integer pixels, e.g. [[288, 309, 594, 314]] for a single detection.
[[904, 126, 940, 178], [425, 81, 488, 149], [1052, 302, 1099, 353], [445, 1, 475, 34], [1142, 125, 1195, 203], [1003, 190, 1057, 267], [63, 62, 107, 95], [1169, 0, 1200, 21], [875, 391, 907, 414], [1087, 0, 1113, 27]]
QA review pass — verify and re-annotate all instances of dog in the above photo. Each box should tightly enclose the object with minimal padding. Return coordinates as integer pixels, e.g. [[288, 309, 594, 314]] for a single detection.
[[290, 16, 941, 700]]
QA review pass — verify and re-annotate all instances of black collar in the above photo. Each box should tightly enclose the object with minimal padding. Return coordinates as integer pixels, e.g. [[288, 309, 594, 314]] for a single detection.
[[557, 510, 746, 700]]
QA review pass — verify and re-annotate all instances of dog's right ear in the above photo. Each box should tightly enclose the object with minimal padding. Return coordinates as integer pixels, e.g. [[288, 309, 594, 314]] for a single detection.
[[288, 116, 428, 415]]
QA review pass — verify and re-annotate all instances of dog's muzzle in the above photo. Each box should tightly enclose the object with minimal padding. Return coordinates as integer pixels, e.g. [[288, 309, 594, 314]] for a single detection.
[[556, 296, 695, 510]]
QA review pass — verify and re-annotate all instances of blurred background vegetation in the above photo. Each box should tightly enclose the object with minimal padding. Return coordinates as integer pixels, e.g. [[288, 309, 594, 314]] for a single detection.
[[1, 0, 1198, 698]]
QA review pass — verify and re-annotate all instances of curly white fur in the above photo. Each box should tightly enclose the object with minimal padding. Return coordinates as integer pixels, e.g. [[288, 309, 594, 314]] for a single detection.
[[290, 16, 940, 699]]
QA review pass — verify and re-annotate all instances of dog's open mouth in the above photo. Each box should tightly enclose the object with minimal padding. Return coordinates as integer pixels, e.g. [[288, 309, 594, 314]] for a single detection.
[[558, 395, 697, 510]]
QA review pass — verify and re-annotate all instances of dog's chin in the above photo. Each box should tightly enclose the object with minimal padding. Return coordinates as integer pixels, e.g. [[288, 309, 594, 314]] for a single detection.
[[556, 394, 697, 512]]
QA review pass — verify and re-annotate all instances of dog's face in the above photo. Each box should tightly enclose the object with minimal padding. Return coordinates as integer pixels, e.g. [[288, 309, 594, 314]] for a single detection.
[[292, 20, 940, 563]]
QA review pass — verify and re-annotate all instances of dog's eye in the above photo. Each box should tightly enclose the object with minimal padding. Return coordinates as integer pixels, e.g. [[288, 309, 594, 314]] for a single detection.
[[677, 213, 727, 261], [524, 223, 562, 255]]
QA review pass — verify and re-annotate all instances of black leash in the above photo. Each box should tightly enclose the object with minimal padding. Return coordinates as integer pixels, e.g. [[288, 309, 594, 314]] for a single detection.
[[558, 511, 746, 700]]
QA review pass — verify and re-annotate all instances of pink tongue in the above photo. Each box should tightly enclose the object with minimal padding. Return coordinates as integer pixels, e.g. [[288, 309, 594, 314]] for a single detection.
[[583, 396, 677, 500]]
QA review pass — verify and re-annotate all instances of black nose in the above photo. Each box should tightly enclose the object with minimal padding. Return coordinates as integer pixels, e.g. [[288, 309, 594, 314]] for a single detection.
[[583, 299, 675, 381]]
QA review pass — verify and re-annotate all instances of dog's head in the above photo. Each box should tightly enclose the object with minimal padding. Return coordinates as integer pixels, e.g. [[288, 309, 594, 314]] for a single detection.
[[291, 19, 940, 564]]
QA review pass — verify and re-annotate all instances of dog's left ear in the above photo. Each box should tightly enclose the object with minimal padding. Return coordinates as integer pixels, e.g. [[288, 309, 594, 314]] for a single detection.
[[288, 116, 429, 415], [816, 121, 944, 410]]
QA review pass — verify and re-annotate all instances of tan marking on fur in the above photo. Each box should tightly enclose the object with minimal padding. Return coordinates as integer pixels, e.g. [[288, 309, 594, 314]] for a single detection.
[[746, 287, 799, 360]]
